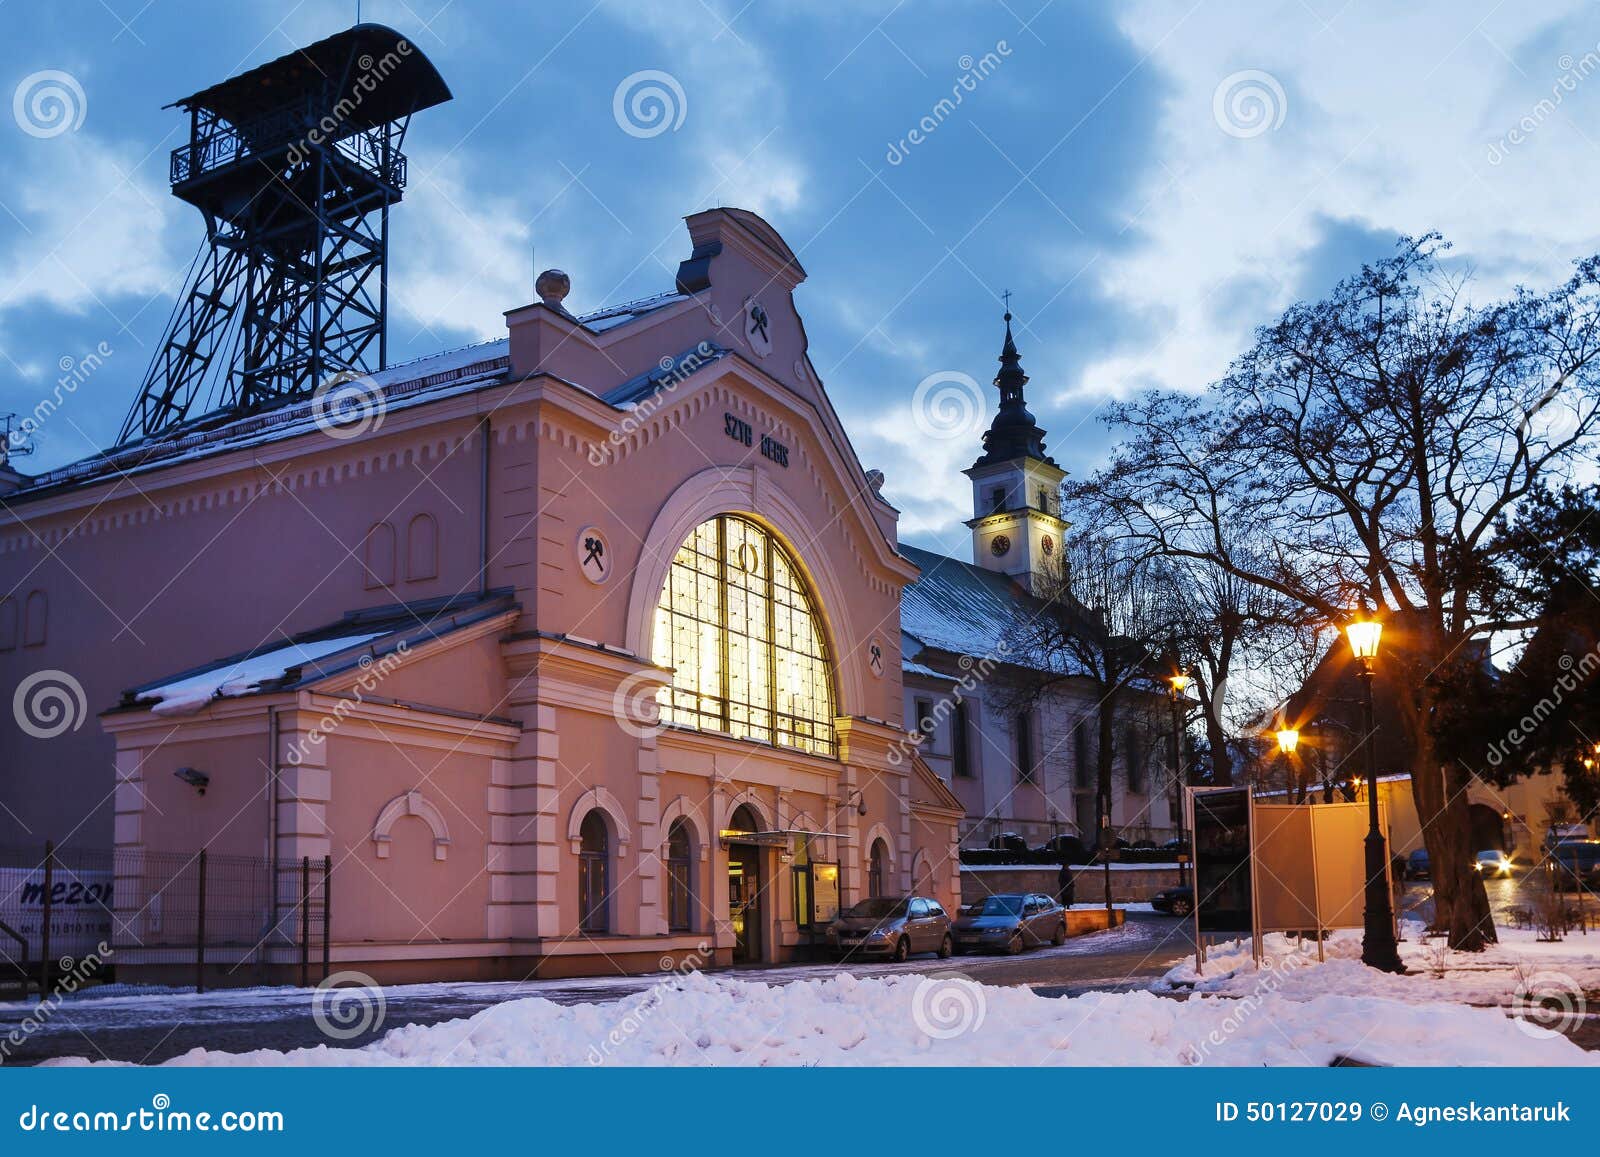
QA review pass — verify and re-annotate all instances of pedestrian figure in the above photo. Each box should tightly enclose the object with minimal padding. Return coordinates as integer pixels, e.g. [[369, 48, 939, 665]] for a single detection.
[[1057, 861, 1076, 908]]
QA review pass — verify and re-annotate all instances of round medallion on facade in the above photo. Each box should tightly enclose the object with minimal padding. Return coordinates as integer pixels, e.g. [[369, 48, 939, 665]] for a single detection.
[[866, 636, 887, 679], [576, 526, 611, 584], [990, 534, 1011, 557], [742, 295, 773, 357], [1041, 534, 1055, 555]]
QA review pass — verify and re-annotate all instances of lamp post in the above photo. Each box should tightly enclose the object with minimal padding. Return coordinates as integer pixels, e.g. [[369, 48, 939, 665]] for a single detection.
[[1167, 672, 1192, 890], [1276, 727, 1300, 801], [1345, 614, 1405, 973]]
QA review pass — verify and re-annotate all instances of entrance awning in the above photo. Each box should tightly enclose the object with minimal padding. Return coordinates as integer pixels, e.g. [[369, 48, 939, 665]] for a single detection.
[[718, 828, 835, 849]]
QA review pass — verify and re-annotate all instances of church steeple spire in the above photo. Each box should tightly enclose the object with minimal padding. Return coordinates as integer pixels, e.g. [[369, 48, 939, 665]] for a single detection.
[[973, 305, 1056, 469], [962, 299, 1069, 593]]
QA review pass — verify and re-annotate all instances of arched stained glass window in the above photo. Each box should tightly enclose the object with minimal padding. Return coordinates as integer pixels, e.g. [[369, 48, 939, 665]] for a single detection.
[[652, 515, 837, 757]]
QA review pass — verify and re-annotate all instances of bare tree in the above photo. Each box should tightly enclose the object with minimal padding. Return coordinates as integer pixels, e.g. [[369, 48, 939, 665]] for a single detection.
[[1077, 235, 1600, 950], [999, 531, 1167, 912]]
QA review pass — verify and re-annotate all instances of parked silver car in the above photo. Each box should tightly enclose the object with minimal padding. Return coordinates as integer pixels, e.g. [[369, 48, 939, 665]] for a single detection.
[[826, 895, 952, 962], [952, 892, 1067, 954]]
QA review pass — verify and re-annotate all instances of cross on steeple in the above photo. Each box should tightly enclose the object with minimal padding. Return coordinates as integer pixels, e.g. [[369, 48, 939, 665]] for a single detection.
[[970, 303, 1056, 469]]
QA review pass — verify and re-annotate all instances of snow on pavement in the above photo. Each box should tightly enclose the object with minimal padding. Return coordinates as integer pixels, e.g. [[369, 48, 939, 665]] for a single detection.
[[45, 966, 1592, 1068], [1159, 923, 1600, 1015]]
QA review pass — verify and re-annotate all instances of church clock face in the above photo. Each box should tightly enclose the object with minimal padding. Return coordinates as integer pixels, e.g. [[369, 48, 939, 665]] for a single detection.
[[990, 534, 1011, 557], [1041, 534, 1055, 555]]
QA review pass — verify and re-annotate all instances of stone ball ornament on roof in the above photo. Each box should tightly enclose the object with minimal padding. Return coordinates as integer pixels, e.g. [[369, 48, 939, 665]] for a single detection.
[[536, 268, 572, 309]]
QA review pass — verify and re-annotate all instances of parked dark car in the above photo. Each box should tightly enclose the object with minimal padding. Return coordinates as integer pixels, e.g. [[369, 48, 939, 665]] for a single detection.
[[986, 832, 1029, 856], [1150, 885, 1194, 917], [1035, 834, 1090, 864], [1405, 848, 1431, 880], [1549, 840, 1600, 892], [826, 895, 952, 962], [952, 893, 1067, 954]]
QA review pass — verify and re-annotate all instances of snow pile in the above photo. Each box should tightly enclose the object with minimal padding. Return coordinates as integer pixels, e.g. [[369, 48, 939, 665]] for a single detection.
[[1160, 924, 1600, 1013], [53, 970, 1593, 1068], [140, 633, 386, 715]]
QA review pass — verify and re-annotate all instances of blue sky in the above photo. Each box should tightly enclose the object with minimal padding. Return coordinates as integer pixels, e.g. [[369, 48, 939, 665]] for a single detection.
[[3, 0, 1600, 556]]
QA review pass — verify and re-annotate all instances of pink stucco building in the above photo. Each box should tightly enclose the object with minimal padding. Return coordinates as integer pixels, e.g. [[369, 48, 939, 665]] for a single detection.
[[0, 207, 964, 982]]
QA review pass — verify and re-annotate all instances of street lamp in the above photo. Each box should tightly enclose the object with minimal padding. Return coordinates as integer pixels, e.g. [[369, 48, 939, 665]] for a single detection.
[[1167, 671, 1193, 889], [1344, 612, 1404, 973], [1276, 727, 1301, 800]]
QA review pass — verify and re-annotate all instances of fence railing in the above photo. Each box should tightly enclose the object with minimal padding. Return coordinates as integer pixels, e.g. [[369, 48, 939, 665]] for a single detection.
[[0, 841, 330, 998]]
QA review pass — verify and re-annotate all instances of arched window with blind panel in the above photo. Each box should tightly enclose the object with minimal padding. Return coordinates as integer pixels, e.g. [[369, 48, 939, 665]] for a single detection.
[[651, 515, 837, 758]]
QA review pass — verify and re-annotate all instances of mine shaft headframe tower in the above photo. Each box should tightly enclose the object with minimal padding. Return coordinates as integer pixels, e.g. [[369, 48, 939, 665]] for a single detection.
[[118, 25, 451, 444]]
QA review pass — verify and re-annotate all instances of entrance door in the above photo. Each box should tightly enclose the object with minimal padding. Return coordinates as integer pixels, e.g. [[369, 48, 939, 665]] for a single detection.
[[728, 843, 763, 963]]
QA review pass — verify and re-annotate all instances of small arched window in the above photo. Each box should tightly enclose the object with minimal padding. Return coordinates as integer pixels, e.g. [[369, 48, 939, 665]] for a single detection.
[[363, 522, 396, 589], [0, 597, 16, 652], [666, 818, 694, 932], [406, 513, 438, 582], [22, 590, 46, 647], [868, 838, 889, 899], [652, 515, 836, 756], [578, 810, 610, 934]]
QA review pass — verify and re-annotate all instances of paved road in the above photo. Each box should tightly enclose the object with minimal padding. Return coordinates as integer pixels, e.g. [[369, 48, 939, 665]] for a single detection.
[[0, 912, 1196, 1065]]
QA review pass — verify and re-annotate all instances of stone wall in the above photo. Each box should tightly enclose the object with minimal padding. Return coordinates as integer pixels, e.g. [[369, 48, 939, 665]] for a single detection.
[[960, 864, 1182, 904]]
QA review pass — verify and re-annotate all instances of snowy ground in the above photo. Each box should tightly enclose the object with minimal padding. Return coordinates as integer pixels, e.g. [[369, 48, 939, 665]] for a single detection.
[[0, 914, 1194, 1064], [33, 920, 1600, 1068], [1162, 920, 1600, 1013]]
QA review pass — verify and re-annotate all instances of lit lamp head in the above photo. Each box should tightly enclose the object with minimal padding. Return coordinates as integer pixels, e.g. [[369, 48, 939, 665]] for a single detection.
[[1276, 728, 1300, 756], [1167, 672, 1192, 700], [1345, 616, 1383, 671]]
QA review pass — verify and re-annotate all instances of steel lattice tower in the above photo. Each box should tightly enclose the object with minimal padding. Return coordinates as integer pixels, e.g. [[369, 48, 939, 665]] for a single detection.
[[118, 25, 451, 444]]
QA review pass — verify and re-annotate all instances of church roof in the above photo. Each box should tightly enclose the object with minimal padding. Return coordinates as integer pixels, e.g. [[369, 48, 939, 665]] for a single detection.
[[899, 543, 1087, 677]]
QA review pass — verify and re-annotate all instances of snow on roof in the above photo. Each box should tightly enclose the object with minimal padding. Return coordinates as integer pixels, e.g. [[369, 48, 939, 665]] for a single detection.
[[602, 341, 731, 407], [15, 287, 696, 499], [899, 544, 1092, 680], [137, 632, 388, 716], [19, 339, 511, 495], [577, 290, 689, 332]]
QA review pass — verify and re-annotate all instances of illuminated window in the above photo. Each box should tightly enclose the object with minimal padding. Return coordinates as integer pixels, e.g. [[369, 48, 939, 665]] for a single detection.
[[652, 515, 837, 757]]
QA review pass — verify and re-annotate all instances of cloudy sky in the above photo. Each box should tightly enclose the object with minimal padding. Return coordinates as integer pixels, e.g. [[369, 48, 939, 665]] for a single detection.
[[2, 0, 1599, 556]]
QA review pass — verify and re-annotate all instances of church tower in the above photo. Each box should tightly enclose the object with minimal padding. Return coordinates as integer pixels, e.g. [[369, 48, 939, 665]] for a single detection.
[[963, 307, 1067, 593]]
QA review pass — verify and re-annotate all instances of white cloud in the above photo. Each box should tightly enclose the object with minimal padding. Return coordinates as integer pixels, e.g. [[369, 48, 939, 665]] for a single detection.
[[1083, 0, 1600, 403], [0, 134, 175, 319]]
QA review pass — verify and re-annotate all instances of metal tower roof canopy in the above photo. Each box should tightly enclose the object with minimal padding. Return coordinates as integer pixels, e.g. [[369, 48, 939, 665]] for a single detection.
[[169, 23, 451, 129], [118, 24, 452, 447]]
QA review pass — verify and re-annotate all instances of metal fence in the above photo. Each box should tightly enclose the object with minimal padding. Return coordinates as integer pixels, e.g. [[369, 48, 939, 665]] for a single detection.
[[0, 841, 330, 998]]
